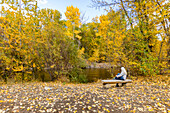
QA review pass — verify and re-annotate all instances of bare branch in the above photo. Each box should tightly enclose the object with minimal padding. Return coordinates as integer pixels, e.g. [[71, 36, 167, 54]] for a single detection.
[[90, 0, 120, 9]]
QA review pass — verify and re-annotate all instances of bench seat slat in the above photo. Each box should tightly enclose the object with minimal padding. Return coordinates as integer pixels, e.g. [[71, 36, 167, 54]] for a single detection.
[[102, 79, 132, 84]]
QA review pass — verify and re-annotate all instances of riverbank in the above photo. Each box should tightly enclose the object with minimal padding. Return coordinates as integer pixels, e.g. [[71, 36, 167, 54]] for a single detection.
[[0, 75, 169, 113], [86, 62, 116, 68]]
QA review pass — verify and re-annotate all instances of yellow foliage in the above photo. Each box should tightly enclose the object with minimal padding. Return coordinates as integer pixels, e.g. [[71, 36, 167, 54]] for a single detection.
[[65, 5, 81, 40], [88, 49, 99, 62]]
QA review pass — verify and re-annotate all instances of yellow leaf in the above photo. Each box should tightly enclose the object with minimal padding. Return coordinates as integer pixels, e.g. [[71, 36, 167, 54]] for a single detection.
[[21, 65, 23, 70], [88, 106, 92, 110], [0, 100, 4, 103], [50, 64, 55, 68], [33, 63, 36, 68]]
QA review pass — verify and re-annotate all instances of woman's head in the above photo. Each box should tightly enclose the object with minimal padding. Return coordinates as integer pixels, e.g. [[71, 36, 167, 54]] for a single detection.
[[121, 67, 125, 70]]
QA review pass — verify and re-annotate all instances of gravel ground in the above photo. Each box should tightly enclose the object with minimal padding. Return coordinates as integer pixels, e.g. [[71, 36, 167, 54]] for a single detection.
[[0, 81, 169, 113]]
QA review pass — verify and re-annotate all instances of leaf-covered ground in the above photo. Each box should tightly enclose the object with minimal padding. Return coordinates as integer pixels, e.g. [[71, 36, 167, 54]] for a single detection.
[[0, 76, 169, 113]]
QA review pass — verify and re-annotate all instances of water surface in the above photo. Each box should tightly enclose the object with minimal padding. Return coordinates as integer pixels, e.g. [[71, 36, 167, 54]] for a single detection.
[[83, 68, 113, 82]]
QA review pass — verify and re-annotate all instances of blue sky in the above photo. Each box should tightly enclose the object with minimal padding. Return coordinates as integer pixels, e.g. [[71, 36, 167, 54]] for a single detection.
[[38, 0, 107, 23]]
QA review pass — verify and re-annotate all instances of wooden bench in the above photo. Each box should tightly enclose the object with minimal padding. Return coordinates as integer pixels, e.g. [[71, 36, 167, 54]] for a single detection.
[[102, 79, 132, 87]]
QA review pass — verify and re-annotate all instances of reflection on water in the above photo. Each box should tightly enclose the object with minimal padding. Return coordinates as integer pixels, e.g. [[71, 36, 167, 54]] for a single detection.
[[83, 68, 113, 82], [34, 68, 120, 82]]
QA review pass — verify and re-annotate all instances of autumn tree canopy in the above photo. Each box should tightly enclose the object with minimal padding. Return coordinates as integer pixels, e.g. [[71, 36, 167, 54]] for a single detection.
[[0, 0, 169, 83]]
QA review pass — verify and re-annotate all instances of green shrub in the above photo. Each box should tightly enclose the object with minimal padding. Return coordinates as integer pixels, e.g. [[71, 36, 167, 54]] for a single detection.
[[68, 68, 88, 83]]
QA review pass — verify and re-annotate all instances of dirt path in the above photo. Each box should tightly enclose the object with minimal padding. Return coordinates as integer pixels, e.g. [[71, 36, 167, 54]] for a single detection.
[[0, 80, 169, 113]]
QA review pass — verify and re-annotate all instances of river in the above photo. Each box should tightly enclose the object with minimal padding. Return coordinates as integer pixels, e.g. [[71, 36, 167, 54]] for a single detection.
[[83, 68, 119, 82]]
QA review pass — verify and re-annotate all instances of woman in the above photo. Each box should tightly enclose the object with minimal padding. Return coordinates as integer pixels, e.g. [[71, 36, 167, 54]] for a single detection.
[[114, 67, 127, 87]]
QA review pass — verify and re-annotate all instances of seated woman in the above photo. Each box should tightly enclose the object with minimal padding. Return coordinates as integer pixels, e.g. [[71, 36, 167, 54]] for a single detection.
[[114, 67, 127, 87]]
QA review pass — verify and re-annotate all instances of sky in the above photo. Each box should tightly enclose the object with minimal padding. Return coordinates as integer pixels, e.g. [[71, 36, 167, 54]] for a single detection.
[[38, 0, 107, 23]]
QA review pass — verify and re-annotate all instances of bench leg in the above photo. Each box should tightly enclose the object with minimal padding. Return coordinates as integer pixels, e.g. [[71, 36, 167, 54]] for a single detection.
[[103, 83, 107, 88], [116, 83, 119, 87]]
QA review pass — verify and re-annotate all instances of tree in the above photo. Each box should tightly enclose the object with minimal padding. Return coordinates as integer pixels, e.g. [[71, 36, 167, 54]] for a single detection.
[[91, 0, 169, 75], [65, 5, 82, 47], [0, 1, 86, 83], [0, 0, 39, 82]]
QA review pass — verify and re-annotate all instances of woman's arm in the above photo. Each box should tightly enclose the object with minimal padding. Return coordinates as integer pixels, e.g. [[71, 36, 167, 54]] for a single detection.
[[116, 67, 127, 78], [116, 73, 123, 77]]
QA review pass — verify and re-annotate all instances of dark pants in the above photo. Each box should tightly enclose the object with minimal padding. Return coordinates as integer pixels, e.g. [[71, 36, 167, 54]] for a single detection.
[[114, 76, 124, 80], [114, 76, 125, 87]]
